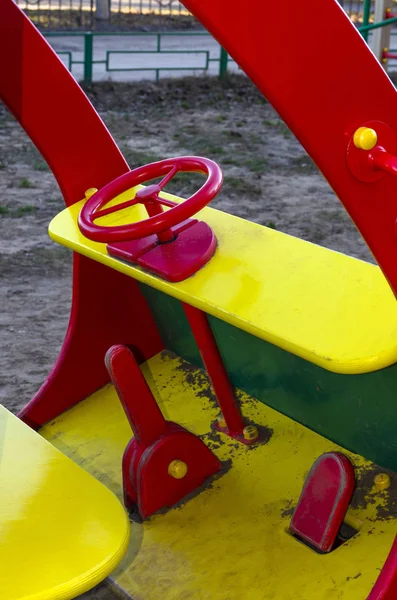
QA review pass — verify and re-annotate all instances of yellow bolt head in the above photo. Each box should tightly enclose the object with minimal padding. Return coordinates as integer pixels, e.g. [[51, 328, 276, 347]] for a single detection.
[[353, 127, 378, 151], [217, 416, 227, 428], [84, 187, 98, 199], [374, 473, 391, 491], [243, 425, 259, 441], [168, 460, 188, 479]]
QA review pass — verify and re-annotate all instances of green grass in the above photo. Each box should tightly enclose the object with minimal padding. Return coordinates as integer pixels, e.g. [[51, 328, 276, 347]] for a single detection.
[[0, 204, 37, 217], [122, 147, 163, 168], [223, 176, 262, 197], [244, 157, 268, 174], [265, 220, 277, 229], [18, 177, 35, 189], [12, 205, 37, 217], [33, 161, 49, 172]]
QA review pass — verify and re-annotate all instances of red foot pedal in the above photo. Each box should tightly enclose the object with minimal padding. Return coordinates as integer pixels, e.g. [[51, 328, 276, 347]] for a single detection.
[[289, 452, 355, 553], [105, 344, 222, 519]]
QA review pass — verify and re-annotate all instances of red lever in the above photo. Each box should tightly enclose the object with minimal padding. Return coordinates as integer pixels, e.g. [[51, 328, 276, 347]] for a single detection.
[[105, 344, 222, 518], [105, 344, 167, 448]]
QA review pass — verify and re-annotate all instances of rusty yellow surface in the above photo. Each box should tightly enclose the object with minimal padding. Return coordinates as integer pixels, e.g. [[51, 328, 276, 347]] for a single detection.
[[48, 187, 397, 374], [40, 351, 397, 599], [0, 405, 130, 600]]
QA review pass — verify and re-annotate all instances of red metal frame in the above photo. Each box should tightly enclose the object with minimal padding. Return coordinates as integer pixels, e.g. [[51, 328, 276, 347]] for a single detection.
[[182, 303, 253, 442], [181, 0, 397, 298], [368, 535, 397, 599], [0, 0, 163, 427], [19, 256, 163, 428]]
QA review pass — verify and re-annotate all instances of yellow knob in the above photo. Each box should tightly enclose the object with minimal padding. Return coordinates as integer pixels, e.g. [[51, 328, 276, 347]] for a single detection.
[[217, 416, 227, 428], [168, 460, 188, 479], [243, 425, 259, 441], [374, 473, 391, 491], [353, 127, 378, 151], [84, 187, 98, 199]]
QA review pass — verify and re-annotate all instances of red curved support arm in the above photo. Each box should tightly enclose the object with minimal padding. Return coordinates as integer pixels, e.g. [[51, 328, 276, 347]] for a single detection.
[[0, 0, 129, 205], [182, 0, 397, 297], [0, 0, 164, 426], [368, 534, 397, 599]]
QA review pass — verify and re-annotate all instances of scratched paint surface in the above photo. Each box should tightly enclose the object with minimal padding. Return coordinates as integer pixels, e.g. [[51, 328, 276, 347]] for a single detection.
[[48, 191, 397, 375], [41, 351, 397, 599]]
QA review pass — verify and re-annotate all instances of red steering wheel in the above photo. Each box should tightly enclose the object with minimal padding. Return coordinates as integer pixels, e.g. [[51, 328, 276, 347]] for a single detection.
[[78, 156, 223, 243]]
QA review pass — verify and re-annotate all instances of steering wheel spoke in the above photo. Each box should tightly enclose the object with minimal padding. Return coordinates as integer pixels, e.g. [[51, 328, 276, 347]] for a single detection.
[[157, 165, 179, 190], [92, 196, 140, 220]]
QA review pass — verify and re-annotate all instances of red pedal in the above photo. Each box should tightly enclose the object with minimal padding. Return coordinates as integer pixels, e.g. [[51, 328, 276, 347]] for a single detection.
[[289, 452, 355, 553], [105, 344, 222, 518]]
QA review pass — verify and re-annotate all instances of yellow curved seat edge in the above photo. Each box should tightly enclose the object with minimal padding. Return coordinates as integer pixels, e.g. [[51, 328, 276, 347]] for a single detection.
[[0, 405, 130, 600]]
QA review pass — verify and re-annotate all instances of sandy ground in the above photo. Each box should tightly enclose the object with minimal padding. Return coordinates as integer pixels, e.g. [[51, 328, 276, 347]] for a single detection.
[[0, 74, 374, 599]]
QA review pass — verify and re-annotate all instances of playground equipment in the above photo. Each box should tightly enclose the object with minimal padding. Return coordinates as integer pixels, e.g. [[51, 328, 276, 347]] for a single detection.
[[6, 0, 397, 597]]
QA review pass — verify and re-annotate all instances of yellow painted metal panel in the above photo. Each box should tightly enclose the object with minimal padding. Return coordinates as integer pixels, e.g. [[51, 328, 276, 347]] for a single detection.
[[0, 406, 130, 600], [41, 351, 397, 599], [48, 188, 397, 374]]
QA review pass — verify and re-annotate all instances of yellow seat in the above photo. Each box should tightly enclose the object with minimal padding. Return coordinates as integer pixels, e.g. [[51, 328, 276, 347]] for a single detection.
[[0, 405, 130, 600], [49, 187, 397, 374]]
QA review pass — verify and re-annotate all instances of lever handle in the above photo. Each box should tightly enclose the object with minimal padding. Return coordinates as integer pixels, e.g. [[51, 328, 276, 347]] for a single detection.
[[105, 345, 167, 448]]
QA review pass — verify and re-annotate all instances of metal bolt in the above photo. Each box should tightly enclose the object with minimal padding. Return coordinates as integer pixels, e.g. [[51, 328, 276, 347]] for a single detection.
[[217, 416, 227, 428], [353, 127, 378, 151], [168, 460, 188, 479], [374, 473, 391, 491], [84, 187, 98, 199], [243, 425, 259, 441]]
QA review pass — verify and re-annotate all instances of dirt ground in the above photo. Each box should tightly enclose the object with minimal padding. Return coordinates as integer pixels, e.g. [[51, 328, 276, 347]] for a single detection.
[[0, 74, 374, 599]]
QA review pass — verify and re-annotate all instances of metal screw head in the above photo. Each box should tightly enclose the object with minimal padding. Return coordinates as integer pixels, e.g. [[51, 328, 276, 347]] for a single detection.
[[243, 425, 259, 441], [217, 416, 227, 428], [168, 460, 188, 479], [84, 187, 98, 199], [374, 473, 391, 491], [353, 127, 378, 151]]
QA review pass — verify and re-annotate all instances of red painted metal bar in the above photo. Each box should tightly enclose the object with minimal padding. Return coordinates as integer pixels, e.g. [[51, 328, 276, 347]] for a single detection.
[[371, 147, 397, 177], [18, 256, 164, 429], [182, 303, 245, 435], [145, 198, 175, 243], [383, 51, 397, 60], [181, 0, 397, 298], [368, 534, 397, 599], [0, 0, 129, 206], [105, 345, 168, 448], [1, 0, 165, 428]]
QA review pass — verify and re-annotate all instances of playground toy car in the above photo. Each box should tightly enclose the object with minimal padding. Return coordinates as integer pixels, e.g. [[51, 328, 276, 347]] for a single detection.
[[4, 0, 397, 598]]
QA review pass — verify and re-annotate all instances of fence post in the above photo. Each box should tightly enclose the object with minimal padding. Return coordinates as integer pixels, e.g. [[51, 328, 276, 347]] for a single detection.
[[362, 0, 372, 41], [219, 47, 228, 78], [84, 32, 93, 84], [372, 0, 393, 66], [96, 0, 110, 21]]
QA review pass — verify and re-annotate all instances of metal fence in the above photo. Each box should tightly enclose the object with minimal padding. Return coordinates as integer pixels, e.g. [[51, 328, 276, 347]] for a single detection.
[[16, 0, 389, 31], [15, 0, 189, 29], [47, 31, 231, 81]]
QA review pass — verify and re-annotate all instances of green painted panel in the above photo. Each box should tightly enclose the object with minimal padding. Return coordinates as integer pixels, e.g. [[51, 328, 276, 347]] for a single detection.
[[139, 283, 397, 471]]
